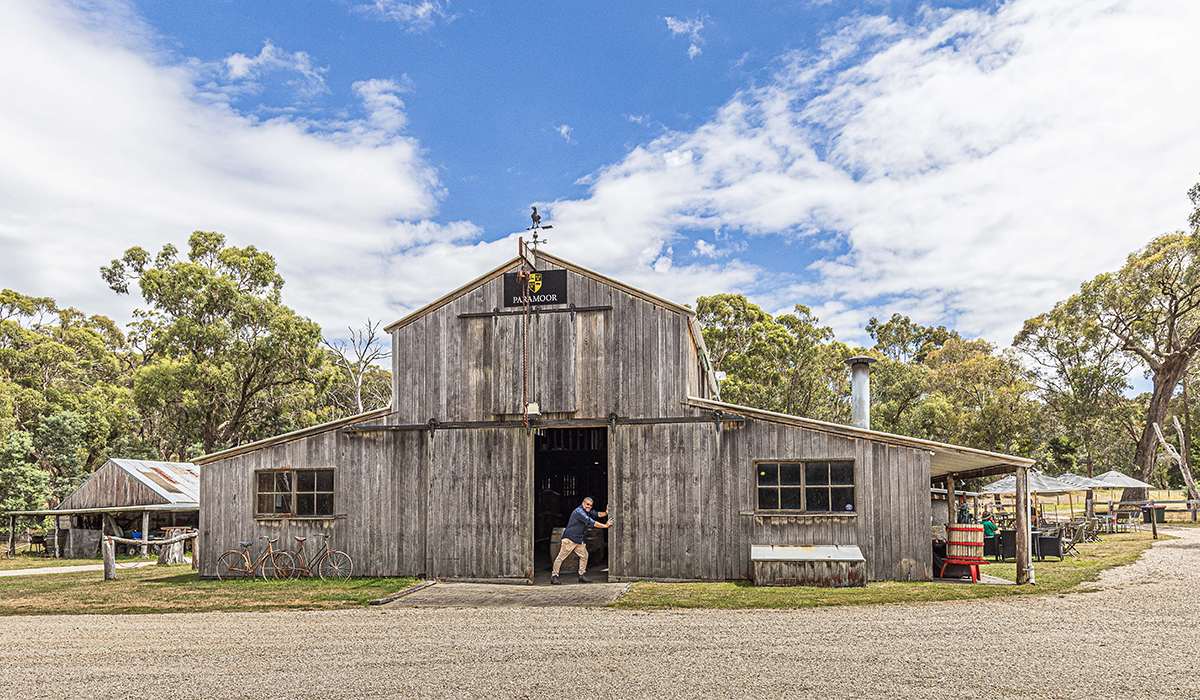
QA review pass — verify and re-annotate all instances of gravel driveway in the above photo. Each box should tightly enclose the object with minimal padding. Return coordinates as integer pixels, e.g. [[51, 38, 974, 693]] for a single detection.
[[2, 528, 1197, 700]]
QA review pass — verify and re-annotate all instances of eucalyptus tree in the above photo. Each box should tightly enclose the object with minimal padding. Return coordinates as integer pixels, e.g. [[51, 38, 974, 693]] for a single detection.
[[1014, 305, 1137, 477], [696, 295, 850, 422], [323, 319, 392, 416], [1058, 224, 1200, 499], [102, 231, 325, 455]]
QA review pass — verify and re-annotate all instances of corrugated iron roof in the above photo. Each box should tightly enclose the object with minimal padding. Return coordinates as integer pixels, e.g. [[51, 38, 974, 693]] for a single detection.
[[108, 459, 200, 504]]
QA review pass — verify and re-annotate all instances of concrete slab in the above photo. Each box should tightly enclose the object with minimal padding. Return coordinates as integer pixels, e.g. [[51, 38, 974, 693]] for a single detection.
[[933, 573, 1013, 585], [388, 581, 630, 608]]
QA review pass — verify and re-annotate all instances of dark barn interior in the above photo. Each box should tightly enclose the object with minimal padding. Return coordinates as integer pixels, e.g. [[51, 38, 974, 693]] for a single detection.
[[534, 427, 608, 575]]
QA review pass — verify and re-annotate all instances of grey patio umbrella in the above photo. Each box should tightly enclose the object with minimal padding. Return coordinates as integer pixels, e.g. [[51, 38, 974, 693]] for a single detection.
[[1094, 470, 1154, 489], [1055, 473, 1109, 490], [981, 472, 1075, 494]]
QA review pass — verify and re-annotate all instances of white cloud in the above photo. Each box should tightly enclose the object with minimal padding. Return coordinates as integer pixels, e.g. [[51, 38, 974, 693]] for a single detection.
[[354, 1, 453, 32], [544, 0, 1200, 345], [5, 0, 1200, 356], [353, 78, 409, 133], [556, 124, 575, 144], [0, 0, 475, 332], [222, 40, 328, 99], [664, 15, 705, 59]]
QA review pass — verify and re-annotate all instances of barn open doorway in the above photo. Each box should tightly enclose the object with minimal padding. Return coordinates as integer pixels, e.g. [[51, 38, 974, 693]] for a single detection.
[[533, 427, 608, 583]]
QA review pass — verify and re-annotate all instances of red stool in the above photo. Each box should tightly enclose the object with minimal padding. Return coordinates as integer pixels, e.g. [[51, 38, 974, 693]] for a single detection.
[[940, 558, 981, 583]]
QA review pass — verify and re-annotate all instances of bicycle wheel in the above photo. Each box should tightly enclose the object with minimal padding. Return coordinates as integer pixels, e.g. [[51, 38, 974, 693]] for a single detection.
[[266, 551, 296, 580], [216, 551, 247, 580], [319, 551, 353, 580], [282, 549, 310, 578]]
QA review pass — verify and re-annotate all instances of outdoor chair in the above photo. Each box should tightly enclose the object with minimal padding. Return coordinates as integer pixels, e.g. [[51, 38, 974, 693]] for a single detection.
[[28, 535, 46, 555], [1062, 523, 1086, 557], [1036, 532, 1063, 561], [1000, 530, 1017, 561]]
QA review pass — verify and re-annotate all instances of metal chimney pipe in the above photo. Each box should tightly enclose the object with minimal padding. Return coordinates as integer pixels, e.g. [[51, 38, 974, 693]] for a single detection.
[[845, 355, 877, 430]]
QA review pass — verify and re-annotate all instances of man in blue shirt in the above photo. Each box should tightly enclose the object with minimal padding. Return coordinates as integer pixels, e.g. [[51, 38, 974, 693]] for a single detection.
[[551, 496, 611, 584]]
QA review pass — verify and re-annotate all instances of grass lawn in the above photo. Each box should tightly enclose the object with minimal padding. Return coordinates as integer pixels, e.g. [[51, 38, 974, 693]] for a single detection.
[[612, 531, 1160, 610], [0, 555, 146, 571], [0, 565, 419, 615]]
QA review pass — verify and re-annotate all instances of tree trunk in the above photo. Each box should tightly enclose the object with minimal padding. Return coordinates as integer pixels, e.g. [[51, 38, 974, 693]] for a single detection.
[[1126, 356, 1189, 503], [1183, 377, 1198, 521]]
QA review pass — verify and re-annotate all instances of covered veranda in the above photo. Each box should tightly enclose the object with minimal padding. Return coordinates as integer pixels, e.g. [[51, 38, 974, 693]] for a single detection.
[[5, 503, 199, 559], [927, 444, 1038, 584]]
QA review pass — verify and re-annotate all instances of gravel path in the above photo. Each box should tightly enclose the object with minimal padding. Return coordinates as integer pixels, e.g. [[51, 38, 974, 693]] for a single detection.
[[0, 561, 157, 577], [2, 529, 1197, 699]]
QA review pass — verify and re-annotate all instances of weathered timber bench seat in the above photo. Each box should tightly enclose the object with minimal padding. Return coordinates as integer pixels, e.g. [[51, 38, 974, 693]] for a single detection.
[[751, 544, 867, 588]]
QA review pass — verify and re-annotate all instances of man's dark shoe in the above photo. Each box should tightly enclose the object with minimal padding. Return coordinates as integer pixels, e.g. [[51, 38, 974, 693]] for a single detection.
[[578, 575, 592, 583], [551, 575, 560, 585]]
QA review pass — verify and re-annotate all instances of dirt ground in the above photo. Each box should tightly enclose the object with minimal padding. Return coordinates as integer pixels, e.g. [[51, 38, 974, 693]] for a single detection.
[[1, 528, 1197, 699]]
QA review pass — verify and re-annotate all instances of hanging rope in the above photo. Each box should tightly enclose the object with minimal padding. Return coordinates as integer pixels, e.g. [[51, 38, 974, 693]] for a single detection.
[[519, 265, 531, 431]]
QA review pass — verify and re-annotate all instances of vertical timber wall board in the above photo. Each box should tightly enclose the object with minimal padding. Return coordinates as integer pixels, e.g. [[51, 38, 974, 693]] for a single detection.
[[390, 260, 696, 423], [709, 417, 929, 582], [532, 312, 577, 413], [198, 413, 422, 578], [425, 427, 531, 580], [854, 441, 932, 581], [611, 421, 723, 581]]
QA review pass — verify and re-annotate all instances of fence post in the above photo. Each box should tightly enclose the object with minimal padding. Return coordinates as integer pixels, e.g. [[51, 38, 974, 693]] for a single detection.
[[102, 536, 116, 580]]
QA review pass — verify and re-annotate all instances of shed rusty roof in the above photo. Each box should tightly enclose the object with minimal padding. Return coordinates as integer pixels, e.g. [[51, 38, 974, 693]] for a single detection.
[[106, 459, 200, 505]]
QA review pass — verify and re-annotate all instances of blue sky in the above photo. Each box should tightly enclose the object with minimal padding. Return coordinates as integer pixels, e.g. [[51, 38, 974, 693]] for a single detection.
[[134, 0, 923, 241], [2, 0, 1198, 355]]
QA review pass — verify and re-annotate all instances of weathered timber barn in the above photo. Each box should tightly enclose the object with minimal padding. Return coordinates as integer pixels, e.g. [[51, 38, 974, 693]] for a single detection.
[[196, 250, 1034, 583], [6, 459, 199, 559]]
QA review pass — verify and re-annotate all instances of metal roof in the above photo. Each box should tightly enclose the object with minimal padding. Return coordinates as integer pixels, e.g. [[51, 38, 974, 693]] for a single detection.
[[106, 459, 200, 505], [751, 544, 866, 563]]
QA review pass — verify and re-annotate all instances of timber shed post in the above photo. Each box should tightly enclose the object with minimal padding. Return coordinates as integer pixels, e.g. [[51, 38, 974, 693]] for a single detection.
[[141, 511, 150, 559], [1015, 466, 1034, 585], [946, 474, 957, 523]]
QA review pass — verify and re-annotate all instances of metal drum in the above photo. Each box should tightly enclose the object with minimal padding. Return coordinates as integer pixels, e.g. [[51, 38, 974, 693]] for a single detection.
[[946, 524, 985, 562]]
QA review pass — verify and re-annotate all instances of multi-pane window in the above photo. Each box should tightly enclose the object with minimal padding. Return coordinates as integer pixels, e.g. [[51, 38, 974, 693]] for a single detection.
[[256, 469, 334, 517], [296, 469, 334, 516], [756, 460, 855, 513]]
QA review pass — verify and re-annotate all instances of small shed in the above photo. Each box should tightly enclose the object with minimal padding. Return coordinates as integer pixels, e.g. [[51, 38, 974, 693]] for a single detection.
[[5, 459, 199, 558]]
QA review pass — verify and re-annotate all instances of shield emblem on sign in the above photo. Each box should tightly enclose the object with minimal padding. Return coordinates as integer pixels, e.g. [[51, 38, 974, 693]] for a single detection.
[[529, 273, 542, 293]]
